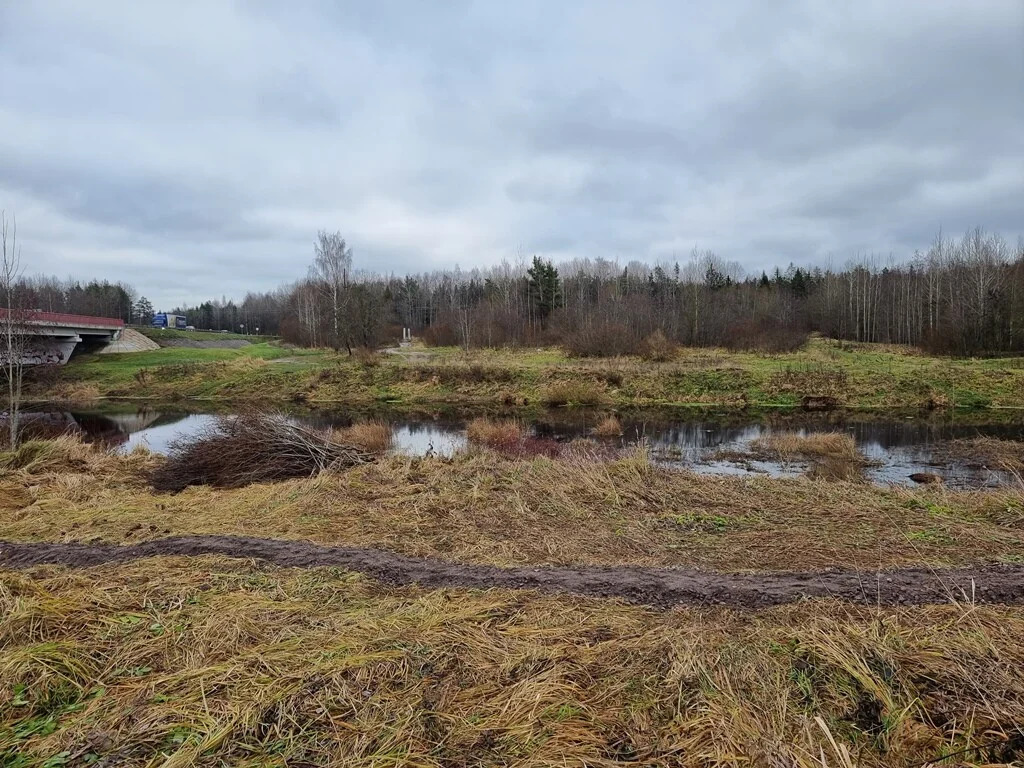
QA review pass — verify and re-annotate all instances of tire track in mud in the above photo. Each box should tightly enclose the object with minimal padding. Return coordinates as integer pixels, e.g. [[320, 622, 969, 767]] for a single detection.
[[2, 536, 1024, 609]]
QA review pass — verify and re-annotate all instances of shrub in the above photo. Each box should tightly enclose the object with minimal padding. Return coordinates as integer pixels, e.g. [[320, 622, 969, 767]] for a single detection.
[[639, 330, 677, 362], [421, 322, 459, 347], [562, 323, 639, 357], [721, 320, 808, 353], [353, 347, 382, 368]]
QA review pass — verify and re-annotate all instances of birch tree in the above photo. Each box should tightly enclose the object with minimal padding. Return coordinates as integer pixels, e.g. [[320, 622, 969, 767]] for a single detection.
[[1, 211, 27, 448]]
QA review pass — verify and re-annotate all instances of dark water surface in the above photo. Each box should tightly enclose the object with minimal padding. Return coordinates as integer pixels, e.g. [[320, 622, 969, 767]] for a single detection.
[[21, 404, 1024, 489]]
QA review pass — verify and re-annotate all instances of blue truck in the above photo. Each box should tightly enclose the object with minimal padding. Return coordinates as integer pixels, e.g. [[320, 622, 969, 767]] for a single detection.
[[151, 313, 187, 329]]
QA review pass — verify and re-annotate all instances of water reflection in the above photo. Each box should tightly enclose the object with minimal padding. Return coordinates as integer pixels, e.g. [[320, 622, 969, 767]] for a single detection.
[[20, 405, 1024, 489]]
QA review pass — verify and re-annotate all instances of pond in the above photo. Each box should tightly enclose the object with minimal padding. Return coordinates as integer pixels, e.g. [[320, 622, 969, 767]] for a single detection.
[[19, 404, 1024, 489]]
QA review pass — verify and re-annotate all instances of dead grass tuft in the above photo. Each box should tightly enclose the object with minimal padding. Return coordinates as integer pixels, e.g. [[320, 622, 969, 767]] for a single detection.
[[742, 432, 867, 481], [937, 437, 1024, 474], [46, 381, 102, 402], [332, 420, 393, 453], [0, 435, 102, 475], [542, 381, 610, 407], [466, 417, 528, 449], [591, 414, 623, 437], [751, 432, 860, 461]]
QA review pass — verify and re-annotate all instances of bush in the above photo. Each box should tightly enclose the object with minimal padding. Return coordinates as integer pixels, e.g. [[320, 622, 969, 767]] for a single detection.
[[720, 320, 808, 353], [421, 322, 459, 347], [562, 323, 639, 357], [639, 330, 677, 362], [353, 347, 382, 368], [23, 363, 62, 387]]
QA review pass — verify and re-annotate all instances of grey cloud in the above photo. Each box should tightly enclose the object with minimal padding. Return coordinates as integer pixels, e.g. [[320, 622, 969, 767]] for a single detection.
[[0, 1, 1021, 309]]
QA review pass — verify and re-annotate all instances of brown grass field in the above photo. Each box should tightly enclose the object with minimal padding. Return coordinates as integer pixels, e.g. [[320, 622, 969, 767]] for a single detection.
[[2, 436, 1024, 765]]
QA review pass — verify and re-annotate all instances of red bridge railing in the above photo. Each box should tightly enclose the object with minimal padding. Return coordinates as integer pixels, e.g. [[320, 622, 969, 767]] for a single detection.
[[0, 309, 125, 328]]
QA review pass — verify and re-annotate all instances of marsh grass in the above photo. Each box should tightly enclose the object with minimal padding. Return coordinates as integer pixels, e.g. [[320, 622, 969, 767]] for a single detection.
[[751, 432, 860, 461], [2, 558, 1024, 766], [591, 414, 623, 437], [937, 437, 1024, 474], [466, 417, 528, 449], [332, 420, 393, 452], [729, 432, 870, 481], [542, 380, 610, 407], [6, 438, 1024, 573]]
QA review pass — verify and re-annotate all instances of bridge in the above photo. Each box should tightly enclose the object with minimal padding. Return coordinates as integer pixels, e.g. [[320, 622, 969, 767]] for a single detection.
[[1, 310, 125, 365]]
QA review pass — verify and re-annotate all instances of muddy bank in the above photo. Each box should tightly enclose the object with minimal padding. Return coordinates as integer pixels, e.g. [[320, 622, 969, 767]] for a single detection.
[[3, 536, 1024, 608]]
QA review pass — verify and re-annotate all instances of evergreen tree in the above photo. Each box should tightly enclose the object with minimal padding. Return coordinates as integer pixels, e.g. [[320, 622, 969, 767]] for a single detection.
[[791, 268, 808, 297], [134, 296, 154, 324], [527, 256, 561, 321]]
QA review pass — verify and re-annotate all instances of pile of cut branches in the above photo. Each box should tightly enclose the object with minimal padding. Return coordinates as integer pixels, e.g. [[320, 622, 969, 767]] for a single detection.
[[150, 411, 372, 491]]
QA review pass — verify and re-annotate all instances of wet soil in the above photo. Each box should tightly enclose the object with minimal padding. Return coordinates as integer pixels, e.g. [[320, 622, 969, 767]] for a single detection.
[[3, 536, 1024, 608]]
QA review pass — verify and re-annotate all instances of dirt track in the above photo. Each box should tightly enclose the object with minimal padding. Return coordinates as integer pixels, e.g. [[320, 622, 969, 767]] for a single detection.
[[3, 536, 1024, 608]]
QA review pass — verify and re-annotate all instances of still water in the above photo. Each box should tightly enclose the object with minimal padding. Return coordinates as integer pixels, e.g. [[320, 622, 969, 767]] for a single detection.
[[21, 405, 1024, 489]]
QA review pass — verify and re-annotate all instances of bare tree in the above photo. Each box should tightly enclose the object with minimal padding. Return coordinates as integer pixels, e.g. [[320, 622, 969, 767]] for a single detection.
[[1, 211, 27, 448], [311, 231, 353, 353]]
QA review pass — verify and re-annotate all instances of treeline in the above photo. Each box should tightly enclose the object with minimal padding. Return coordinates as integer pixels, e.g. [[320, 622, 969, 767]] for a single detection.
[[14, 276, 135, 322], [13, 276, 286, 336], [167, 293, 285, 336], [15, 227, 1024, 357], [270, 227, 1023, 357]]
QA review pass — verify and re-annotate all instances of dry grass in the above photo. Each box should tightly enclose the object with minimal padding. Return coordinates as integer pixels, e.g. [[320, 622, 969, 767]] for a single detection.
[[2, 557, 1024, 766], [332, 420, 393, 453], [938, 437, 1024, 473], [591, 414, 623, 437], [541, 380, 610, 407], [5, 439, 1024, 573], [734, 432, 868, 481], [751, 432, 860, 460], [466, 417, 528, 449], [44, 381, 102, 402]]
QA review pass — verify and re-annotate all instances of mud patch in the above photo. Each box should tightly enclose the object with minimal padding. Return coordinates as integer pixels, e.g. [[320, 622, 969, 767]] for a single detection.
[[3, 536, 1024, 608]]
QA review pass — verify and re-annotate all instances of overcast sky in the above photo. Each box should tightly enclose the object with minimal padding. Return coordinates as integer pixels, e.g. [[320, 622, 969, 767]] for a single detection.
[[2, 1, 1022, 309]]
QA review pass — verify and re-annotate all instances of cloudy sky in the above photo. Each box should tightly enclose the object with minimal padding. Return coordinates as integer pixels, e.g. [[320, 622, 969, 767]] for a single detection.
[[2, 1, 1022, 309]]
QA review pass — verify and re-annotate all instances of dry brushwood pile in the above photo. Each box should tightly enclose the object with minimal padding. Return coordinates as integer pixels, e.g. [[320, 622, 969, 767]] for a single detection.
[[149, 411, 373, 492]]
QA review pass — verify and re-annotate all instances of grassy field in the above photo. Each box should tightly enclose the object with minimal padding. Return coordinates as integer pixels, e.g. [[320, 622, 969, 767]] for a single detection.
[[134, 326, 277, 344], [2, 437, 1024, 765], [31, 336, 1024, 409]]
